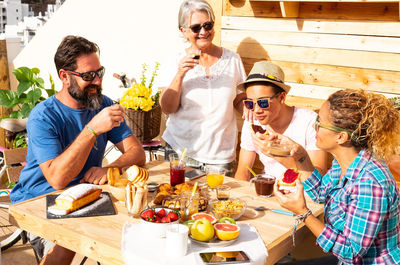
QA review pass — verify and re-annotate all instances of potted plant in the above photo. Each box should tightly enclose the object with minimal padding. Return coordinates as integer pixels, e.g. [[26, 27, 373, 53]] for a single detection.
[[0, 66, 57, 147], [119, 62, 161, 143]]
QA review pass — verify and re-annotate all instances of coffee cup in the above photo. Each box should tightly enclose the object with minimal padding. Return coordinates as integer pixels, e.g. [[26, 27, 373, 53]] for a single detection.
[[250, 174, 276, 197]]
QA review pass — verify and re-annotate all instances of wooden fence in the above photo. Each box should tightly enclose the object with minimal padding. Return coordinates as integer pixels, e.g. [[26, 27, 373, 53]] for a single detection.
[[208, 0, 400, 174], [0, 40, 10, 148]]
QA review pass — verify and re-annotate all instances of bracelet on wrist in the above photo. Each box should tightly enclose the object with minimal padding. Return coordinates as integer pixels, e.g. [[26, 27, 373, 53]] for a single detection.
[[86, 126, 98, 150], [296, 209, 312, 222], [86, 126, 98, 137], [291, 209, 312, 246]]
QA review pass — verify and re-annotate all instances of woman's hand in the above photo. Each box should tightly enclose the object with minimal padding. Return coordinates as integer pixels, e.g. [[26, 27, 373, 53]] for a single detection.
[[177, 52, 199, 78], [274, 179, 308, 215]]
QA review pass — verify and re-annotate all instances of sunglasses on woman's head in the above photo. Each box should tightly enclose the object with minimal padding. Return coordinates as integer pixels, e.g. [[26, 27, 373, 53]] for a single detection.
[[66, 66, 105, 82], [314, 116, 353, 134], [189, 21, 214, 33], [243, 93, 280, 110]]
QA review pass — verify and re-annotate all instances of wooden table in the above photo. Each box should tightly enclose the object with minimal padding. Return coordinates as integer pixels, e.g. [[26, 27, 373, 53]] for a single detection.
[[9, 160, 324, 265]]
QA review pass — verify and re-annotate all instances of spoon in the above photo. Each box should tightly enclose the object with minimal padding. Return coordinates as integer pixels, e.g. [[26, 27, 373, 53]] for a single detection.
[[184, 182, 198, 220], [255, 206, 294, 216]]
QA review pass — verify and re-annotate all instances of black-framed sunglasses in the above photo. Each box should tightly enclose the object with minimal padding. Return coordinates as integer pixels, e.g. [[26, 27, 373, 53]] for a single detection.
[[188, 21, 214, 33], [243, 93, 280, 110], [66, 66, 105, 82]]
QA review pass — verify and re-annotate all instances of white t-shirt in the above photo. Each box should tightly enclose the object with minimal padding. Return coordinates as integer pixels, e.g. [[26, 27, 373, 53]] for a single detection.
[[240, 107, 319, 177], [160, 48, 246, 164]]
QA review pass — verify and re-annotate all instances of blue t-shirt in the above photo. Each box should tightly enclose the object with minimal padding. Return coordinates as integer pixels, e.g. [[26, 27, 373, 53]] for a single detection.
[[10, 95, 132, 204]]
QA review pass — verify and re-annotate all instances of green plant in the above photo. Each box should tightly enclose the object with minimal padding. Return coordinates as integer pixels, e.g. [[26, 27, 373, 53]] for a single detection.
[[390, 97, 400, 111], [119, 62, 161, 111], [6, 179, 16, 189], [13, 132, 27, 148], [0, 66, 57, 119]]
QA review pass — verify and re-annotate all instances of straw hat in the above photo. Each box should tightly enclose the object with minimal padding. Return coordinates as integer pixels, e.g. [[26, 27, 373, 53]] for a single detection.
[[238, 61, 291, 93]]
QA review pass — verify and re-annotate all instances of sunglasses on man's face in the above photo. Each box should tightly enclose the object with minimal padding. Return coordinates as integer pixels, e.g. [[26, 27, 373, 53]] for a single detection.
[[66, 66, 105, 82], [189, 21, 214, 34], [243, 93, 280, 110]]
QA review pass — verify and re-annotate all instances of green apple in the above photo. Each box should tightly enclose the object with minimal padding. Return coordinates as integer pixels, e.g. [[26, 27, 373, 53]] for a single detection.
[[183, 219, 195, 231], [191, 219, 214, 241]]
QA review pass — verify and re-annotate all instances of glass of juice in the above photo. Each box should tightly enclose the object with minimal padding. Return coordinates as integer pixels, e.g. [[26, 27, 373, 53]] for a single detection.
[[206, 167, 225, 189], [169, 153, 186, 187]]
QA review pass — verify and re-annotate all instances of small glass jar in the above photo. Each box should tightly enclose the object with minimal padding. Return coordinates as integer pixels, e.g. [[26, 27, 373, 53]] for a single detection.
[[179, 193, 199, 222], [216, 185, 231, 200]]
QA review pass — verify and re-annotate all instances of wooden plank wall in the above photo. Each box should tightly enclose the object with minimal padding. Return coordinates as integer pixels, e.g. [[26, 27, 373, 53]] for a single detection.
[[207, 0, 400, 175], [215, 0, 400, 109]]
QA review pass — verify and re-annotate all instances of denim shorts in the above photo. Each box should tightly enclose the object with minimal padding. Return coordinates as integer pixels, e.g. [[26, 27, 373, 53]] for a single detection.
[[164, 143, 234, 177]]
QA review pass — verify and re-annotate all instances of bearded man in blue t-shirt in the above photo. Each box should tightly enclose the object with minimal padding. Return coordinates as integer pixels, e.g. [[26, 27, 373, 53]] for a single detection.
[[10, 35, 145, 264]]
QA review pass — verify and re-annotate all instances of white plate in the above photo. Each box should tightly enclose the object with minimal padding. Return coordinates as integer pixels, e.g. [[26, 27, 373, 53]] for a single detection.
[[189, 234, 238, 247]]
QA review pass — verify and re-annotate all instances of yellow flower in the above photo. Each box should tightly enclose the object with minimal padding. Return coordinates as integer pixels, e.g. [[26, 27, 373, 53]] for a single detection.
[[119, 62, 160, 111]]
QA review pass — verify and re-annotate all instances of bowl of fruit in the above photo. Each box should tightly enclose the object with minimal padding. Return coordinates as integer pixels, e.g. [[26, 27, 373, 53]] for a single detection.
[[140, 207, 180, 237], [186, 214, 241, 246]]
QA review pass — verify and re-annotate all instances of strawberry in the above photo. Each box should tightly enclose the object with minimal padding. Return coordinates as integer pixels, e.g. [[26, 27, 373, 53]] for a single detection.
[[140, 209, 155, 220], [154, 216, 161, 223], [161, 216, 171, 223], [283, 169, 299, 183], [156, 208, 166, 218], [167, 211, 179, 221]]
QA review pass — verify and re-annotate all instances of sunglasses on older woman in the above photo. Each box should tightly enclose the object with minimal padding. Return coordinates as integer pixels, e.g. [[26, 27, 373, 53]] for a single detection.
[[66, 66, 105, 82], [243, 93, 280, 110], [189, 21, 214, 33]]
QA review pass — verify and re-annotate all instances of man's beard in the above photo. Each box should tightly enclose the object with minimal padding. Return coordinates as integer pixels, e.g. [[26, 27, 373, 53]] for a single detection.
[[68, 77, 103, 109]]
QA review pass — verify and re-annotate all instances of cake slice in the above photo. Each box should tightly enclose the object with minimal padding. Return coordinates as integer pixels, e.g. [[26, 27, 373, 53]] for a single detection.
[[278, 169, 299, 193], [48, 184, 102, 215]]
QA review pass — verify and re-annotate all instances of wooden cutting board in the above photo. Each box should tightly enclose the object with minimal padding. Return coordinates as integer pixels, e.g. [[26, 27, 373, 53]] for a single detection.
[[46, 192, 116, 219]]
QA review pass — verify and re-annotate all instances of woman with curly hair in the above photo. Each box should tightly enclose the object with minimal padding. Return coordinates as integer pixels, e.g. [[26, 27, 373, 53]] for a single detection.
[[274, 89, 400, 265]]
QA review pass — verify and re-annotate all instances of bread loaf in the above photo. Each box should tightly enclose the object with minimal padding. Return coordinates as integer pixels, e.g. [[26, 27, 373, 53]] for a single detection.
[[125, 182, 148, 215], [48, 184, 102, 215]]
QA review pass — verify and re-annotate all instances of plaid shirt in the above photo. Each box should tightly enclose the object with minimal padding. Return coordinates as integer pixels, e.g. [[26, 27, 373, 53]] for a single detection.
[[303, 149, 400, 264]]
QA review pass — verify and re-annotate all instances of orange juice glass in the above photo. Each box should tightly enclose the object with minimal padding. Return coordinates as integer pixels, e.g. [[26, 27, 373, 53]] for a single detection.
[[206, 168, 225, 188]]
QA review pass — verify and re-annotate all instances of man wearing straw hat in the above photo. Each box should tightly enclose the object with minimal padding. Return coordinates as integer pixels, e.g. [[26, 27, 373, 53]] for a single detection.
[[234, 61, 328, 181]]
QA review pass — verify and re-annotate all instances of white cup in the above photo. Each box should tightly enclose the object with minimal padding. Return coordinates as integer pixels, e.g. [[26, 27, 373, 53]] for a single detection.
[[165, 224, 189, 257]]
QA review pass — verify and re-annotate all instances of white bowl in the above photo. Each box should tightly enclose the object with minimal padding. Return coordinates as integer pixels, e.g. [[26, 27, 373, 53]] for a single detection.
[[140, 207, 179, 238]]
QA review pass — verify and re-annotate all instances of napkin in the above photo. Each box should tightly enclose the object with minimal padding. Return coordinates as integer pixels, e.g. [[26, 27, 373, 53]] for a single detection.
[[122, 222, 268, 265]]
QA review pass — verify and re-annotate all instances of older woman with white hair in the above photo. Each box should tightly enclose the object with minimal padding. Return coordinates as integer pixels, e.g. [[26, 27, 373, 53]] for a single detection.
[[159, 0, 246, 175]]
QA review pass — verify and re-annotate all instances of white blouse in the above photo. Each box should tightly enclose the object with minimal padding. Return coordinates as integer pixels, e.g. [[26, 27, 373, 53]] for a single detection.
[[160, 48, 246, 164]]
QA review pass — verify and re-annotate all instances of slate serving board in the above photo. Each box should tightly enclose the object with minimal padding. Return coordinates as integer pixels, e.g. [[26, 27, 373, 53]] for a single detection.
[[46, 192, 116, 219]]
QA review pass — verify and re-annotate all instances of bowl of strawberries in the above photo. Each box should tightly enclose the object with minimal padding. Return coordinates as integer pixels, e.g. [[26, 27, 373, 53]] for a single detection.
[[140, 207, 180, 237]]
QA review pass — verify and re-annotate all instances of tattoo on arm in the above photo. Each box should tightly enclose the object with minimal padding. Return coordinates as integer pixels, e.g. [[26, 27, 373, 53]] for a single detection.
[[298, 156, 306, 163]]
